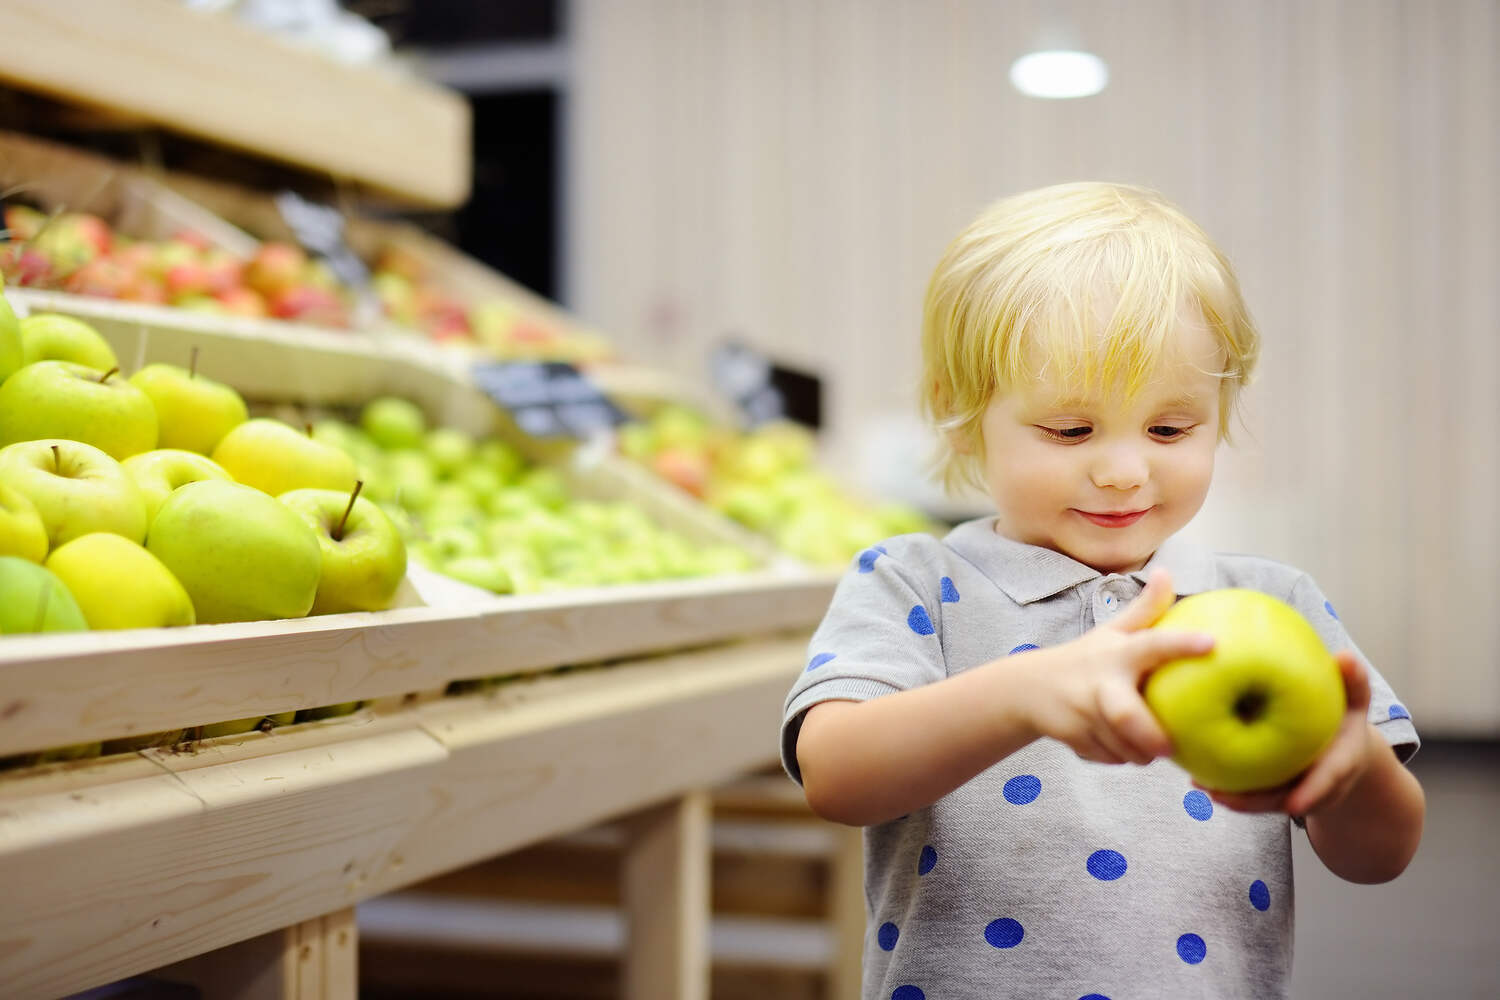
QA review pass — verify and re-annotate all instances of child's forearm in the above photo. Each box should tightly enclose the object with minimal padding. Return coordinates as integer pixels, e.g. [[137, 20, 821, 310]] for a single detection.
[[1306, 724, 1425, 884], [796, 657, 1041, 826]]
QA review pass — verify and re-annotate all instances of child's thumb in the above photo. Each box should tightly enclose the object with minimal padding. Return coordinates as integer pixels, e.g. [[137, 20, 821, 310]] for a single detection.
[[1117, 569, 1177, 630]]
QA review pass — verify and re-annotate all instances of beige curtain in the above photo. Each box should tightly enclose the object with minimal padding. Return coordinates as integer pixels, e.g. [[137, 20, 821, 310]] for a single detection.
[[568, 0, 1500, 734]]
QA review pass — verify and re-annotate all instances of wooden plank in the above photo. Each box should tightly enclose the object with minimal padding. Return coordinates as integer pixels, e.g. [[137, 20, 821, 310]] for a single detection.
[[620, 793, 712, 1000], [155, 923, 299, 1000], [320, 908, 358, 999], [826, 824, 866, 1000], [0, 635, 803, 997], [0, 1, 470, 206]]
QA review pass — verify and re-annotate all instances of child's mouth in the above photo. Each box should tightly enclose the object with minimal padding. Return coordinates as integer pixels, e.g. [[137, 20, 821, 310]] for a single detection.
[[1075, 508, 1151, 528]]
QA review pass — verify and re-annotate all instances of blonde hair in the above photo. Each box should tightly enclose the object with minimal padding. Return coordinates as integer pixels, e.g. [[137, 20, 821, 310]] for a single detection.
[[920, 181, 1260, 493]]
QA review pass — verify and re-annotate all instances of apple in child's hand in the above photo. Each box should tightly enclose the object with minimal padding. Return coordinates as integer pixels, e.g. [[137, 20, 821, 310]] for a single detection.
[[212, 418, 357, 498], [279, 482, 408, 614], [0, 482, 48, 562], [0, 555, 88, 633], [45, 533, 195, 630], [129, 358, 248, 455], [0, 439, 148, 546], [146, 480, 322, 623], [1144, 588, 1346, 793], [122, 449, 234, 524], [0, 361, 159, 460], [17, 314, 119, 371]]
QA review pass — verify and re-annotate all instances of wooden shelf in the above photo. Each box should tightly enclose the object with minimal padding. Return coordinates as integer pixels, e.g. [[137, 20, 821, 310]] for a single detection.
[[0, 635, 808, 998], [0, 0, 471, 207]]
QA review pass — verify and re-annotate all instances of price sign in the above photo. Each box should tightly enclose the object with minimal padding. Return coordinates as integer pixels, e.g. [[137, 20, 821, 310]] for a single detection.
[[711, 339, 822, 429], [471, 361, 630, 440], [274, 190, 379, 325]]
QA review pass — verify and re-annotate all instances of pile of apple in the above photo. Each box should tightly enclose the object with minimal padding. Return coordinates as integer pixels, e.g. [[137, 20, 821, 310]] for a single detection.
[[0, 205, 352, 325], [315, 396, 755, 594], [618, 405, 935, 568]]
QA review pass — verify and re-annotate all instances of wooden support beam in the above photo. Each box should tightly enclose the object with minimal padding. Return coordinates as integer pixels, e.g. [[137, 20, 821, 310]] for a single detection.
[[621, 792, 712, 1000]]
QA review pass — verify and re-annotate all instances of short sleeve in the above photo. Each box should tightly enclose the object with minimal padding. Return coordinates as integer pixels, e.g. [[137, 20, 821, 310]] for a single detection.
[[1286, 574, 1419, 763], [779, 540, 950, 784]]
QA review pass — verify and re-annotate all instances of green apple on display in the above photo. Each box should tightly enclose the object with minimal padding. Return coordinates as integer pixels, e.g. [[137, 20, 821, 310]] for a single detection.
[[200, 711, 296, 738], [0, 481, 48, 562], [279, 483, 408, 614], [0, 361, 159, 459], [211, 418, 357, 497], [0, 285, 22, 384], [17, 313, 119, 371], [121, 449, 233, 524], [1144, 588, 1346, 793], [0, 555, 88, 633], [45, 532, 195, 629], [146, 480, 323, 623], [361, 397, 427, 450], [0, 439, 148, 546], [129, 360, 248, 455]]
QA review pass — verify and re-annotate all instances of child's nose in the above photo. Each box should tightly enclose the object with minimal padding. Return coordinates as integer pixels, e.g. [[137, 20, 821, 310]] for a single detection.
[[1090, 445, 1148, 490]]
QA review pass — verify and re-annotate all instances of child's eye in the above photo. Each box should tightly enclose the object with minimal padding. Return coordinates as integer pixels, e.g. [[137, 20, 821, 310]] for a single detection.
[[1040, 425, 1091, 441], [1150, 425, 1192, 440]]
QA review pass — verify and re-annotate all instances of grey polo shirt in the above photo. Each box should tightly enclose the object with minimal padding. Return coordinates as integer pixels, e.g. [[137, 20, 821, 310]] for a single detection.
[[781, 516, 1418, 1000]]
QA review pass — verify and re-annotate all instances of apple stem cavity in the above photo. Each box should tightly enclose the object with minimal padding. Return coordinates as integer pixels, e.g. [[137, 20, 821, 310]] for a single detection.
[[1234, 689, 1269, 725], [99, 366, 120, 384], [333, 480, 364, 541]]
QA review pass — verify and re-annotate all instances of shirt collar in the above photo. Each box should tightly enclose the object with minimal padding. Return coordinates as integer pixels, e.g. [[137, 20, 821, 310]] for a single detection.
[[943, 516, 1219, 605]]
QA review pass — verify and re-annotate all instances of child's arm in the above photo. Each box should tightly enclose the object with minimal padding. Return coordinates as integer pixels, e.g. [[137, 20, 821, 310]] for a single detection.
[[796, 571, 1214, 826], [1207, 652, 1425, 883]]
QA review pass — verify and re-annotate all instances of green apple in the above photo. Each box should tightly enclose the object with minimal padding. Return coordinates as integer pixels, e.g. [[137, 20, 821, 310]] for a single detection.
[[279, 484, 408, 614], [211, 418, 357, 497], [0, 555, 88, 633], [45, 532, 195, 630], [0, 361, 159, 459], [424, 427, 475, 478], [0, 482, 48, 561], [296, 702, 362, 722], [0, 287, 22, 385], [200, 710, 295, 738], [18, 314, 118, 370], [102, 731, 186, 755], [374, 448, 437, 509], [475, 439, 525, 482], [122, 449, 233, 525], [360, 397, 426, 450], [1144, 588, 1346, 793], [439, 554, 514, 593], [146, 480, 322, 623], [128, 362, 248, 455], [0, 439, 148, 547]]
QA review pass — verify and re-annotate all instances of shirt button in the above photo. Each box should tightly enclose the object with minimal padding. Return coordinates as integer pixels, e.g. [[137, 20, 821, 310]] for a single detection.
[[1103, 593, 1116, 609]]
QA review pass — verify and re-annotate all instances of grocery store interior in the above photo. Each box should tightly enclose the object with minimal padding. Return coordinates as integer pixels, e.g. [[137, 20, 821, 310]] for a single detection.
[[0, 2, 1496, 999]]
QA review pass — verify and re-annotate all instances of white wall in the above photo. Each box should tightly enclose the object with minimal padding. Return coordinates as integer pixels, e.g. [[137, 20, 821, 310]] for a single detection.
[[566, 0, 1500, 734]]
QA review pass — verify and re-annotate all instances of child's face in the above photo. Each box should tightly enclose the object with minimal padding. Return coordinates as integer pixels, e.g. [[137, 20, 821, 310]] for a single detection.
[[978, 318, 1224, 574]]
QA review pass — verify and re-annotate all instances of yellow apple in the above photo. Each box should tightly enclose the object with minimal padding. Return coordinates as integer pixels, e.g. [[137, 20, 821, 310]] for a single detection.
[[18, 314, 119, 371], [0, 360, 159, 459], [1144, 588, 1346, 793], [45, 533, 195, 629], [128, 362, 248, 455], [211, 418, 357, 497], [0, 285, 22, 385], [0, 481, 48, 561], [122, 449, 233, 525], [0, 439, 148, 547], [279, 484, 407, 614]]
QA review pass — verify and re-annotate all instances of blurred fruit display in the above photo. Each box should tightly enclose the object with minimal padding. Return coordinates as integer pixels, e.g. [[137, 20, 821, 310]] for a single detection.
[[618, 404, 938, 567]]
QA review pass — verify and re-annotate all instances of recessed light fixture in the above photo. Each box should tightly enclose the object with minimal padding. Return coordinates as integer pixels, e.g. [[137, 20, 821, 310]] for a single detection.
[[1009, 50, 1108, 99]]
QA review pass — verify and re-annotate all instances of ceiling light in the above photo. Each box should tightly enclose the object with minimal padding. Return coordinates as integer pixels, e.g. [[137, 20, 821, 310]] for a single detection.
[[1009, 50, 1108, 99]]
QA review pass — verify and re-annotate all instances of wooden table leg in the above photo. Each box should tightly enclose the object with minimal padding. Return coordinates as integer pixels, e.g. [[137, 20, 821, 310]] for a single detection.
[[156, 907, 358, 1000], [620, 791, 711, 1000], [827, 823, 867, 1000]]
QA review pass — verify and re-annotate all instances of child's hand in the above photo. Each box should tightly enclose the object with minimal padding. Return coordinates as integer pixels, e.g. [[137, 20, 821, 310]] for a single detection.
[[1200, 650, 1377, 818], [1016, 569, 1214, 766]]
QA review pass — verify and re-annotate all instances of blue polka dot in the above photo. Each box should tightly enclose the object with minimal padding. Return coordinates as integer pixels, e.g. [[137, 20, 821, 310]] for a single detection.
[[858, 549, 884, 573], [892, 988, 924, 1000], [1003, 774, 1042, 805], [1183, 790, 1213, 821], [984, 917, 1025, 949], [1079, 995, 1113, 1000], [908, 605, 935, 636], [1008, 643, 1039, 655], [1087, 849, 1127, 881], [940, 577, 960, 603], [877, 922, 899, 950], [875, 545, 888, 554], [1324, 600, 1339, 620], [1176, 933, 1207, 964], [806, 652, 836, 672], [917, 845, 937, 875], [1249, 880, 1271, 911], [1389, 703, 1411, 721]]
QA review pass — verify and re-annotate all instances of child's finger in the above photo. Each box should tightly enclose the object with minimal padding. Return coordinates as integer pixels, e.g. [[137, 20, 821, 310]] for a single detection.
[[1203, 781, 1292, 814], [1132, 628, 1215, 676], [1336, 650, 1371, 712], [1114, 569, 1177, 630], [1097, 681, 1172, 762]]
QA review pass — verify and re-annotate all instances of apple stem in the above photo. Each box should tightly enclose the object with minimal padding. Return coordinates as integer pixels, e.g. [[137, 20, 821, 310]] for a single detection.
[[189, 346, 199, 379], [99, 366, 119, 384], [50, 443, 60, 472], [333, 480, 363, 541]]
